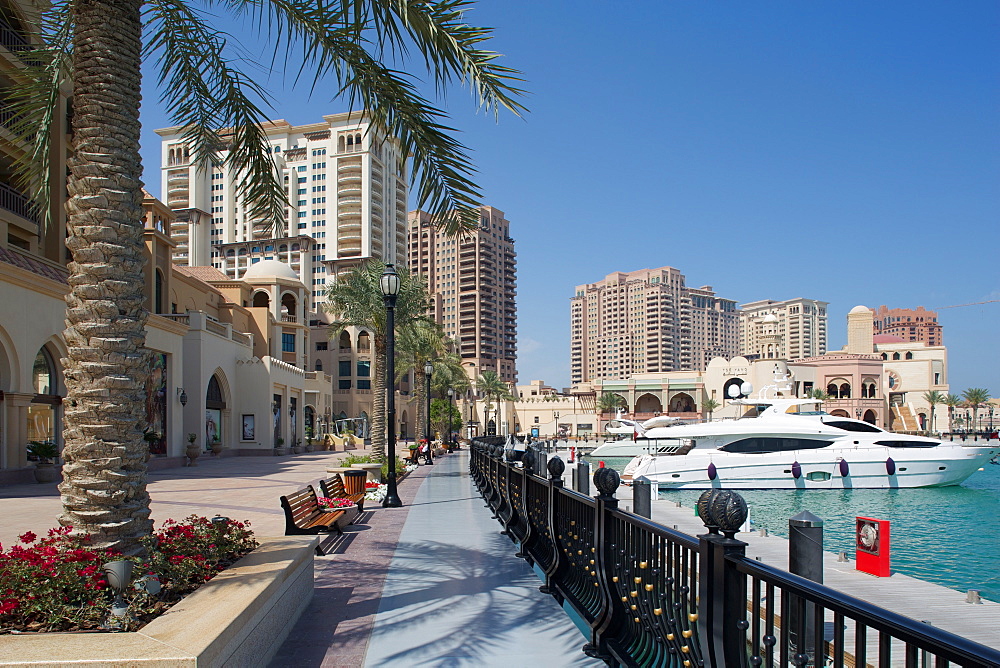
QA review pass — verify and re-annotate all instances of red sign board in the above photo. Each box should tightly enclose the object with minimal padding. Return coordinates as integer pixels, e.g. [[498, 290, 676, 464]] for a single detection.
[[855, 516, 891, 577]]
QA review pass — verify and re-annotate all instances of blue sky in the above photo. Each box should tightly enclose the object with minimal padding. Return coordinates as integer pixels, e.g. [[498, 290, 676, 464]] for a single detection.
[[138, 1, 999, 395]]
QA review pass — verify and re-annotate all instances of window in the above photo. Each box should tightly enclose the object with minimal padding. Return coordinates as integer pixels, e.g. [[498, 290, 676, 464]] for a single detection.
[[339, 380, 351, 390], [357, 360, 371, 377], [339, 360, 351, 376], [316, 342, 328, 351], [281, 333, 295, 352], [720, 438, 833, 453], [357, 379, 371, 390], [824, 420, 882, 433]]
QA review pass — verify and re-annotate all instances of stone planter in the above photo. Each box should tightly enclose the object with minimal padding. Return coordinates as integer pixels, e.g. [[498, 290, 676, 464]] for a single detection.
[[185, 444, 201, 466], [274, 447, 289, 456], [210, 440, 224, 456], [351, 462, 383, 483], [32, 462, 60, 484], [291, 445, 303, 455], [0, 536, 318, 667]]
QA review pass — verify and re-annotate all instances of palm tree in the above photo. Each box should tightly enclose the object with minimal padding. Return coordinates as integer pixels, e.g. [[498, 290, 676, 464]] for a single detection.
[[922, 390, 945, 435], [944, 393, 963, 433], [962, 388, 992, 436], [807, 388, 831, 401], [596, 392, 627, 418], [325, 261, 429, 462], [397, 320, 448, 444], [702, 398, 721, 422], [10, 1, 522, 555], [477, 370, 512, 436]]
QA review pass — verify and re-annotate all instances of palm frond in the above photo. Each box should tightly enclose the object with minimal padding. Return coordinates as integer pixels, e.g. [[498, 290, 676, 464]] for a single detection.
[[144, 0, 287, 231], [5, 1, 73, 230]]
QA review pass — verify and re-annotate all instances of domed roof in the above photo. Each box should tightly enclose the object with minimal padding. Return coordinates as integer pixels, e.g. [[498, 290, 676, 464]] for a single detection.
[[762, 313, 779, 322], [242, 260, 300, 282], [849, 305, 871, 314]]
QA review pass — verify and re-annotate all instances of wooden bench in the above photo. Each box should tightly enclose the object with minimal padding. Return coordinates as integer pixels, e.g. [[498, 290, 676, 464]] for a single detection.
[[319, 473, 366, 511], [280, 486, 360, 554]]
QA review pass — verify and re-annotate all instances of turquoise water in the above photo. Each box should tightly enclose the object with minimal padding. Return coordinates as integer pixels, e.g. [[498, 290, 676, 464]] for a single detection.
[[584, 454, 1000, 602]]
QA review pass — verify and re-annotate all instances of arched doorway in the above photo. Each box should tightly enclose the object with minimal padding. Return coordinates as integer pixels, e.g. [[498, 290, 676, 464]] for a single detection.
[[143, 353, 168, 455], [862, 409, 876, 425], [205, 374, 226, 448], [400, 409, 409, 439], [304, 405, 315, 438], [487, 418, 496, 435], [28, 347, 62, 449], [668, 392, 695, 413], [634, 393, 662, 414], [830, 409, 849, 417]]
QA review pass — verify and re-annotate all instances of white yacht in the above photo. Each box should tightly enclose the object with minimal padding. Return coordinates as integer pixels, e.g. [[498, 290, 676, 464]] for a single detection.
[[591, 413, 684, 458], [626, 397, 998, 490]]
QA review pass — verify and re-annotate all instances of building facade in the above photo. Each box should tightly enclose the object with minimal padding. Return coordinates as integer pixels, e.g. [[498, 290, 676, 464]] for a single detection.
[[156, 112, 409, 312], [872, 305, 943, 346], [408, 206, 518, 384], [739, 298, 828, 361], [570, 266, 738, 385]]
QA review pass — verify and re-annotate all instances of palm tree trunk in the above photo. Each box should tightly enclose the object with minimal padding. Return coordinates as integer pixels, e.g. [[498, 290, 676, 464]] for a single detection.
[[372, 338, 387, 461], [58, 0, 152, 555]]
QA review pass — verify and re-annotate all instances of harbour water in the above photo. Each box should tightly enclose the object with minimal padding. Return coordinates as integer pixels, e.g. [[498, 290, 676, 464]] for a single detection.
[[583, 454, 1000, 603]]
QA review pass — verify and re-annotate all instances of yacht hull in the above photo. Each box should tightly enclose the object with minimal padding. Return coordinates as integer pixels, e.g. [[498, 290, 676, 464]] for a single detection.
[[631, 444, 997, 490]]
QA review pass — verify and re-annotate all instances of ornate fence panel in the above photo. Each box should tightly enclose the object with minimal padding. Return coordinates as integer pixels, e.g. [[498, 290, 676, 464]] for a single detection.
[[469, 439, 1000, 668]]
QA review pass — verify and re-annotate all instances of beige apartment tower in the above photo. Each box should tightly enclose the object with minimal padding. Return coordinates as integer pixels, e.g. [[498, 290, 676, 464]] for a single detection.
[[570, 267, 739, 384], [740, 298, 828, 361], [408, 207, 518, 383], [156, 112, 409, 311]]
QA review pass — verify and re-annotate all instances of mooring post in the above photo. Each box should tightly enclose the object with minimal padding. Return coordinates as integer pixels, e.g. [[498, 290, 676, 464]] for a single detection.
[[576, 461, 591, 495], [633, 478, 652, 518], [789, 510, 824, 662]]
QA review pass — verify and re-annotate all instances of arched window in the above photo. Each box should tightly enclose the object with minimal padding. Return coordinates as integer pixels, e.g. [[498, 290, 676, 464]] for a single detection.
[[238, 248, 248, 256], [827, 383, 838, 398], [905, 352, 913, 360], [33, 348, 56, 395], [338, 136, 345, 153], [881, 353, 887, 360], [840, 383, 851, 399], [252, 291, 270, 308], [226, 249, 235, 257], [281, 293, 297, 319], [339, 331, 352, 350], [892, 352, 901, 361], [154, 269, 164, 314], [315, 360, 323, 371], [278, 244, 287, 253], [357, 331, 371, 352]]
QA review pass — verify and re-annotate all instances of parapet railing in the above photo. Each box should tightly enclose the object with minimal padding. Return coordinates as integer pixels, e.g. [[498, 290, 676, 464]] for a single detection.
[[470, 437, 1000, 668]]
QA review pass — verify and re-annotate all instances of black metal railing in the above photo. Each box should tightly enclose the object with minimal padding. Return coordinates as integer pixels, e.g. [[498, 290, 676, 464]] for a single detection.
[[470, 438, 1000, 668]]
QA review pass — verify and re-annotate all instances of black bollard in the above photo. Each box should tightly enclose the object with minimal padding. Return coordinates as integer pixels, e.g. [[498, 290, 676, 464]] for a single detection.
[[789, 510, 824, 661], [633, 478, 652, 518], [576, 461, 591, 495]]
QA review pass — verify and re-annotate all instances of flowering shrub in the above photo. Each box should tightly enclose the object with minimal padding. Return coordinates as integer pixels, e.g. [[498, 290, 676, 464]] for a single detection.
[[0, 516, 257, 634], [364, 484, 388, 502], [316, 496, 355, 509], [0, 527, 119, 632]]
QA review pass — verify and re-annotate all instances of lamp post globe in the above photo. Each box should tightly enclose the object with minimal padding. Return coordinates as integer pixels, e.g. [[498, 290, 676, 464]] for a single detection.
[[380, 264, 402, 508], [424, 360, 434, 465]]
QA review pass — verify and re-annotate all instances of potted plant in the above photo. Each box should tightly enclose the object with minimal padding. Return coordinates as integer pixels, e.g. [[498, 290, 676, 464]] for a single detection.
[[210, 435, 224, 456], [140, 430, 159, 462], [27, 441, 60, 483], [304, 427, 315, 453], [274, 437, 286, 455], [186, 433, 201, 467], [291, 439, 303, 455]]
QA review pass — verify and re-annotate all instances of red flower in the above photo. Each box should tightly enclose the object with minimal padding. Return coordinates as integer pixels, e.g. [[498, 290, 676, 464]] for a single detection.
[[18, 532, 37, 544]]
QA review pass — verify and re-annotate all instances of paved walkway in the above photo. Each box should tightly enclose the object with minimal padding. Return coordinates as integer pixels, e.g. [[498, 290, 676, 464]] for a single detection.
[[1, 448, 598, 667]]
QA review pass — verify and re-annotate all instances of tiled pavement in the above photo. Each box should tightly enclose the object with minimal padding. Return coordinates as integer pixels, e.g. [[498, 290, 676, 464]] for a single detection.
[[1, 447, 598, 667]]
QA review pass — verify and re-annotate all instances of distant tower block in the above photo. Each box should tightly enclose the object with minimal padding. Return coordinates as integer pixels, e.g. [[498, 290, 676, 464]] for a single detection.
[[847, 305, 875, 354]]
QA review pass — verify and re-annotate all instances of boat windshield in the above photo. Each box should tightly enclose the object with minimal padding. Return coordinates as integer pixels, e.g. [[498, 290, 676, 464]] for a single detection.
[[823, 420, 883, 433], [875, 440, 938, 448]]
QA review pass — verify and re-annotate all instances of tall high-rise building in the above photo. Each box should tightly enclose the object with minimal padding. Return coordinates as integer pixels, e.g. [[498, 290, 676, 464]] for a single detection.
[[872, 305, 943, 346], [408, 206, 518, 383], [156, 112, 408, 310], [739, 298, 828, 361], [570, 267, 738, 384]]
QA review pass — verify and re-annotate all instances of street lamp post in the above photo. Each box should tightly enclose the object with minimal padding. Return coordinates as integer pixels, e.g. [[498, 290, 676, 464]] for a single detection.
[[424, 360, 434, 465], [380, 264, 402, 508], [447, 387, 455, 449]]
